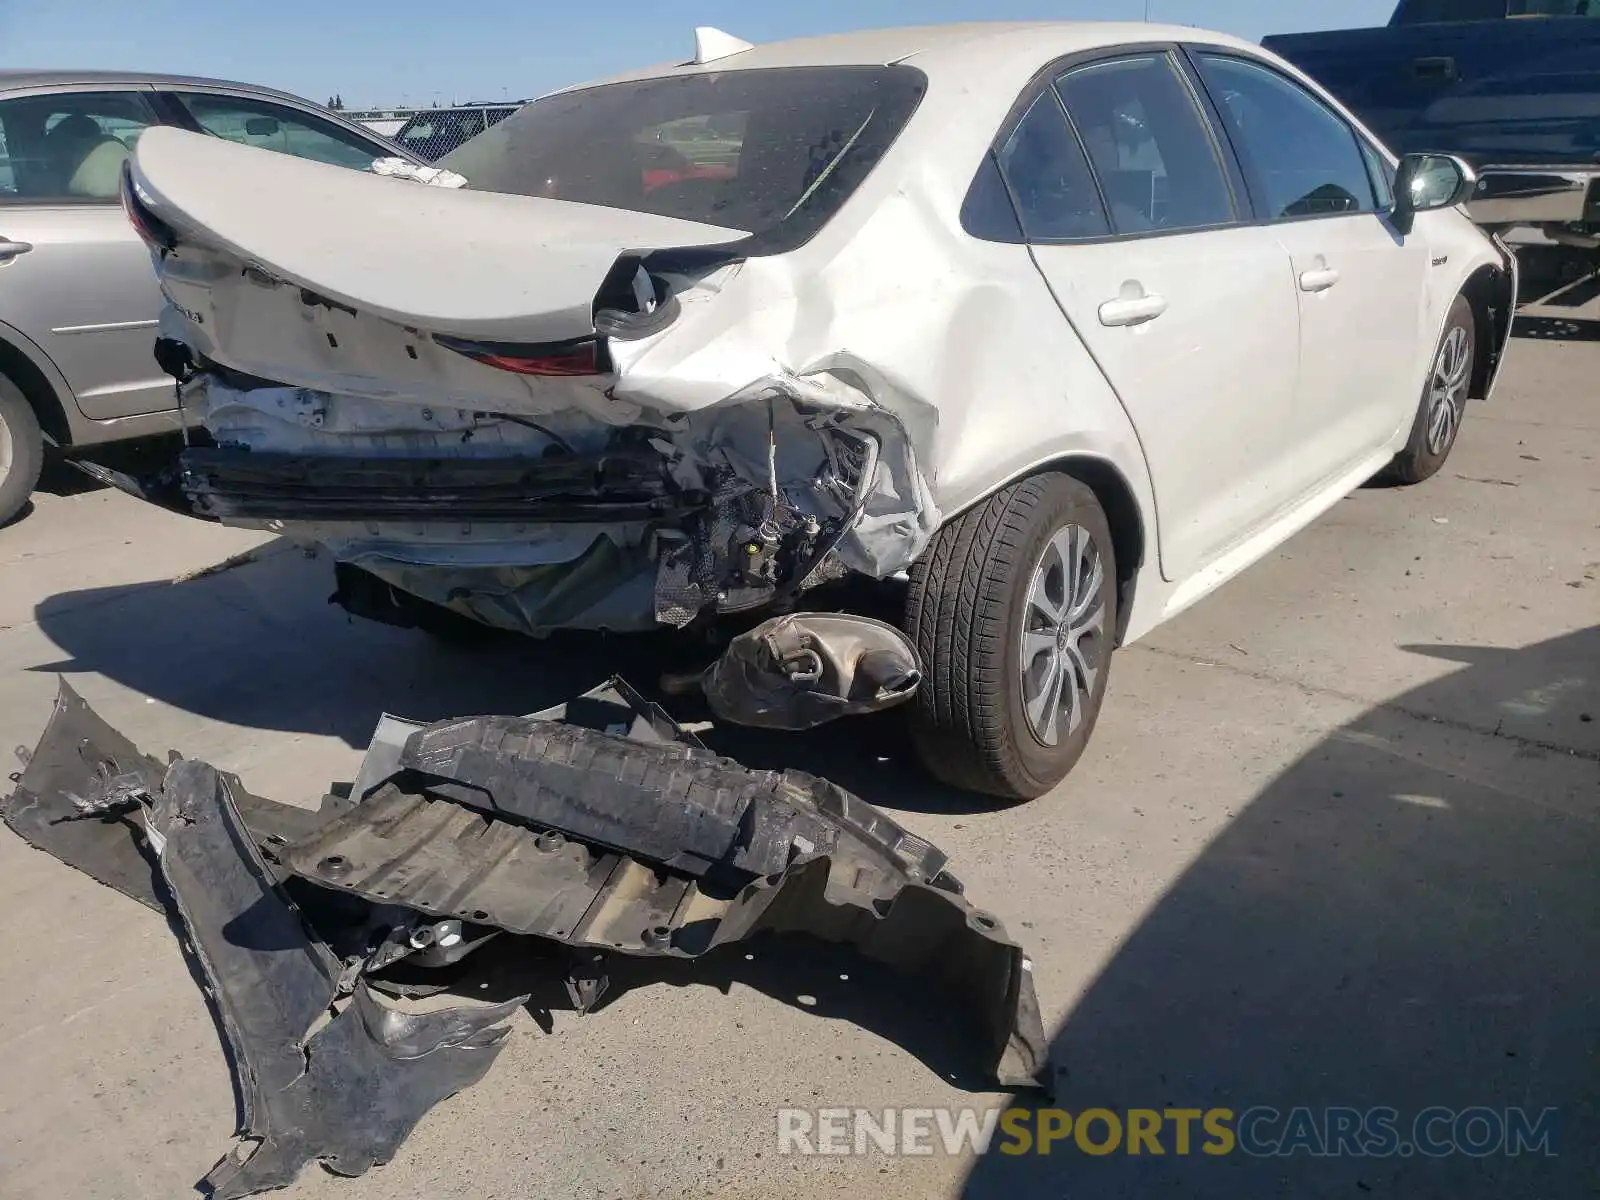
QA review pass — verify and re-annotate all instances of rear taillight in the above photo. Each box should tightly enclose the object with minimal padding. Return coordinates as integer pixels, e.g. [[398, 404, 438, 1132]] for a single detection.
[[120, 163, 176, 251], [433, 334, 604, 377]]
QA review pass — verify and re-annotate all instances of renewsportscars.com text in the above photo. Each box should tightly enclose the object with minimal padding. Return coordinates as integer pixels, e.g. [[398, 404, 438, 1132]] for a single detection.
[[776, 1106, 1558, 1158]]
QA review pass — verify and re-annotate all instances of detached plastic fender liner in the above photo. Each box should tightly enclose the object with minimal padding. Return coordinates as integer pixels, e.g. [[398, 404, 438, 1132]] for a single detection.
[[2, 683, 522, 1200], [150, 761, 524, 1199]]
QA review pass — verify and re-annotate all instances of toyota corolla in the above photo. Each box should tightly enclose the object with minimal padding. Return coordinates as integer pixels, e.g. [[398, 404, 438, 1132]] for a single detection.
[[100, 22, 1515, 798]]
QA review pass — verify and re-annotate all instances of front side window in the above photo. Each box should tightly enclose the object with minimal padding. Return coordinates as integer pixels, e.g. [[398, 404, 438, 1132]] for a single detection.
[[173, 93, 382, 169], [1055, 54, 1236, 235], [438, 66, 926, 246], [1194, 55, 1379, 220], [1360, 139, 1397, 210], [0, 91, 159, 202]]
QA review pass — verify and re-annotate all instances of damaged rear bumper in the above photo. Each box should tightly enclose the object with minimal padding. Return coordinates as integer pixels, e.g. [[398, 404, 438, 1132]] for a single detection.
[[4, 679, 1047, 1196], [84, 364, 936, 638], [179, 445, 698, 523]]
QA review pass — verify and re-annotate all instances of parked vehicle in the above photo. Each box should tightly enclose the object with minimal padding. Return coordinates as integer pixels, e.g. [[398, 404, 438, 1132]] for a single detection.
[[0, 71, 419, 524], [1262, 0, 1600, 260], [105, 23, 1515, 798], [391, 104, 523, 161]]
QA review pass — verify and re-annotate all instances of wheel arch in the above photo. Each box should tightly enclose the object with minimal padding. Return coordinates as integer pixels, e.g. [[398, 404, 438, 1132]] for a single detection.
[[939, 454, 1149, 648], [1460, 260, 1515, 401], [0, 323, 75, 447]]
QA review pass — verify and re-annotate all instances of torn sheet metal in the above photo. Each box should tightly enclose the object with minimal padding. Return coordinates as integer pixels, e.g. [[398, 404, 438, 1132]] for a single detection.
[[114, 124, 943, 641], [699, 612, 921, 731]]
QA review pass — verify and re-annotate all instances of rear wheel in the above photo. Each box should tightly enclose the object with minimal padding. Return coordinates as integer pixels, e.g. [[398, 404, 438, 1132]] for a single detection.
[[0, 370, 45, 527], [905, 473, 1116, 800], [1377, 293, 1476, 486]]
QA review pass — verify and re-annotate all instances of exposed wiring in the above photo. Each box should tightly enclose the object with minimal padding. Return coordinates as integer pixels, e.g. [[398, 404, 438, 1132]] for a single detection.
[[487, 412, 576, 455], [765, 403, 780, 524]]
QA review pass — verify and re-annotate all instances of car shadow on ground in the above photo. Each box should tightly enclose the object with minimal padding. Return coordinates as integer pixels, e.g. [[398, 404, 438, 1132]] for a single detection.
[[30, 543, 993, 813], [30, 545, 1014, 1089], [962, 625, 1599, 1199], [28, 549, 1600, 1146], [36, 454, 105, 498]]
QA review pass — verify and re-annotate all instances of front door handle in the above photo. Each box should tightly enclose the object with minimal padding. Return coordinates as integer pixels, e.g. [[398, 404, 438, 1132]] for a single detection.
[[0, 238, 34, 264], [1299, 267, 1340, 293], [1099, 292, 1167, 328]]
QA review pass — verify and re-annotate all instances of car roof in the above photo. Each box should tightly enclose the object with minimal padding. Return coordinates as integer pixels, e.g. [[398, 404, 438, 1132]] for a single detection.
[[0, 68, 321, 108], [555, 21, 1261, 95]]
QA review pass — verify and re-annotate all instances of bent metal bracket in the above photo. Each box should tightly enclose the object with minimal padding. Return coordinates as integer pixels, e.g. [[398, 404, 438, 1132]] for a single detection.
[[3, 677, 1048, 1197]]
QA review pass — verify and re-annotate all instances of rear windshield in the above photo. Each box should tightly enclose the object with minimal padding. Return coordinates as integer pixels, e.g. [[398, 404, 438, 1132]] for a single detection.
[[438, 65, 926, 248]]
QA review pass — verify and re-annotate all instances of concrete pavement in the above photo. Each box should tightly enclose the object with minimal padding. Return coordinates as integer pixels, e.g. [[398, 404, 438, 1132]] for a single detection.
[[0, 322, 1594, 1199]]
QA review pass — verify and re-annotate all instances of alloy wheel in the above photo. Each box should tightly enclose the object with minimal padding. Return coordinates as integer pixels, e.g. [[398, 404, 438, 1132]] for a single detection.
[[1019, 523, 1108, 747], [1426, 324, 1471, 456]]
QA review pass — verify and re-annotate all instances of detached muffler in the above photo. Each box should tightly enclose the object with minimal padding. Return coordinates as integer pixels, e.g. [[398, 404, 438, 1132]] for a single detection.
[[678, 612, 923, 731]]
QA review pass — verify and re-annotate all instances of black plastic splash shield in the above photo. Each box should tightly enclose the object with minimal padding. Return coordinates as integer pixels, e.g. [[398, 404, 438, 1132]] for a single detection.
[[148, 758, 523, 1199], [396, 714, 939, 883], [2, 684, 522, 1199], [2, 680, 328, 910], [281, 715, 1048, 1088]]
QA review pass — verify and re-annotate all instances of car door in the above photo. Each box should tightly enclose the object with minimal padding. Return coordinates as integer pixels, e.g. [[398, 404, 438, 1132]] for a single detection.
[[1190, 51, 1431, 487], [0, 87, 172, 421], [163, 90, 398, 169], [1011, 51, 1304, 583]]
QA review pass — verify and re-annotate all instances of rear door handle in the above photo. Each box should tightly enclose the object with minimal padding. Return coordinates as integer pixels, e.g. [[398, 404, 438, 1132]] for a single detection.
[[0, 238, 34, 263], [1299, 267, 1340, 293], [1098, 292, 1167, 328]]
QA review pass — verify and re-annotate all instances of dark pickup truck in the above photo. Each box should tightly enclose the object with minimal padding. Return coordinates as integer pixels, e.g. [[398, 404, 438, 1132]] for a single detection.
[[1264, 0, 1600, 257]]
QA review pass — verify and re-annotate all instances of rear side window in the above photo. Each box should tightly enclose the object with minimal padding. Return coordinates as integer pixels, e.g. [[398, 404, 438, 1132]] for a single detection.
[[996, 92, 1110, 240], [1194, 55, 1379, 219], [439, 66, 926, 248], [0, 91, 159, 202], [173, 92, 384, 170], [1055, 54, 1236, 235]]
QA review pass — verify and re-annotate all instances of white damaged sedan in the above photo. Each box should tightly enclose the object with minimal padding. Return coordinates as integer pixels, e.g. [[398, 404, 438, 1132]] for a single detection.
[[108, 22, 1515, 798]]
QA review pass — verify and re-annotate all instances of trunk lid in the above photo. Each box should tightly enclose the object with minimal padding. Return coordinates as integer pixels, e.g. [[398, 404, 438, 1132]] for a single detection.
[[128, 126, 746, 346]]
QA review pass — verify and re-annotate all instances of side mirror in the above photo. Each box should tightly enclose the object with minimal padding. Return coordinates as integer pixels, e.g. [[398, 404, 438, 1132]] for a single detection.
[[244, 117, 281, 137], [1392, 152, 1477, 234]]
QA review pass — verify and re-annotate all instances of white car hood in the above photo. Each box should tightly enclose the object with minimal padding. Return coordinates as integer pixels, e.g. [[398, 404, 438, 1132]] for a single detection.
[[129, 126, 746, 343]]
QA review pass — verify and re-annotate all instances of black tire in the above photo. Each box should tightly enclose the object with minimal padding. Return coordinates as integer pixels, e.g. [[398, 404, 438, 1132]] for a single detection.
[[1376, 293, 1476, 487], [905, 473, 1117, 800], [0, 370, 45, 528]]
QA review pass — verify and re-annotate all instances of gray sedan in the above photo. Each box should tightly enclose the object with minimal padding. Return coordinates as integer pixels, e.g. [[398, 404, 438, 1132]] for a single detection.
[[0, 70, 418, 524]]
